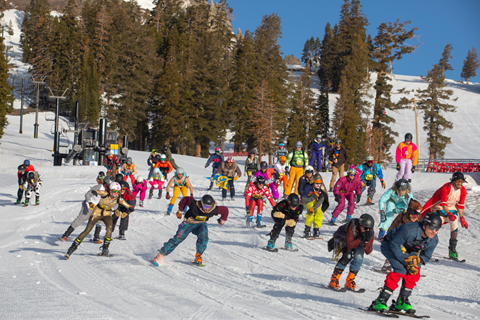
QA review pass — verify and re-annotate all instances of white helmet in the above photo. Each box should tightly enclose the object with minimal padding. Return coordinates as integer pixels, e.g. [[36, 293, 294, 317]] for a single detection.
[[176, 167, 185, 176], [160, 154, 167, 161], [136, 175, 144, 183], [305, 166, 314, 173], [110, 182, 121, 192]]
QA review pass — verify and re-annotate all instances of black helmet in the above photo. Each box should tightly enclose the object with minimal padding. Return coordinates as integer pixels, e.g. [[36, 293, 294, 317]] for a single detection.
[[359, 214, 374, 229], [97, 171, 106, 180], [422, 212, 442, 230], [24, 159, 30, 166], [104, 176, 114, 185], [405, 133, 413, 141], [115, 173, 124, 183], [120, 181, 129, 189], [18, 165, 25, 172], [255, 176, 266, 185], [451, 171, 467, 183], [395, 179, 409, 191], [287, 194, 300, 208], [201, 194, 215, 206], [163, 145, 168, 152], [260, 161, 268, 169], [27, 172, 35, 180]]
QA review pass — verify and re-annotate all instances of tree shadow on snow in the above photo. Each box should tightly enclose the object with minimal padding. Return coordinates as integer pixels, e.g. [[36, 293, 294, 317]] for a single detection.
[[261, 289, 351, 307], [215, 240, 257, 249]]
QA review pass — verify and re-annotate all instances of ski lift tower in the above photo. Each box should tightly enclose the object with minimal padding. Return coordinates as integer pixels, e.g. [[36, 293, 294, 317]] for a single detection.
[[48, 87, 69, 166]]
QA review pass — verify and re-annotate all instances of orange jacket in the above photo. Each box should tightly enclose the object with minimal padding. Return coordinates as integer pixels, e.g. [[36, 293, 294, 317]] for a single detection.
[[154, 160, 173, 173], [395, 142, 418, 166]]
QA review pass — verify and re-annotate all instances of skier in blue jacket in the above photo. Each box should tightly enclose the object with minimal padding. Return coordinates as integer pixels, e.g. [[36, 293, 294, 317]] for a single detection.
[[308, 135, 328, 172], [357, 155, 386, 205], [205, 147, 224, 190]]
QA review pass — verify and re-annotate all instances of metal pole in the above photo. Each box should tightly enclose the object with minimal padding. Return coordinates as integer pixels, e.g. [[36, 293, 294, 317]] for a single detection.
[[19, 79, 24, 134], [32, 78, 46, 139], [54, 97, 60, 164]]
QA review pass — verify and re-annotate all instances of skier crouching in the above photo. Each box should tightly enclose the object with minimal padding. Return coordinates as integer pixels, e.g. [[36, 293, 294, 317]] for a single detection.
[[327, 214, 375, 291], [301, 173, 329, 239], [369, 213, 441, 314], [245, 176, 276, 228], [266, 194, 302, 251]]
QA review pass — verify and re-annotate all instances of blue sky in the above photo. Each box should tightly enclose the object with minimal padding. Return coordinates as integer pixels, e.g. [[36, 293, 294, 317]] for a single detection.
[[227, 0, 480, 82]]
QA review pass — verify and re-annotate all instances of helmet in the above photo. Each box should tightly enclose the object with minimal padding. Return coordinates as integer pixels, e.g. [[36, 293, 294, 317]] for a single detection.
[[279, 156, 287, 164], [153, 168, 161, 174], [305, 166, 314, 174], [260, 161, 268, 169], [24, 159, 30, 166], [109, 182, 121, 192], [249, 149, 256, 155], [451, 171, 467, 183], [126, 157, 132, 163], [176, 167, 185, 176], [313, 173, 322, 184], [120, 181, 129, 189], [279, 143, 285, 147], [295, 141, 303, 148], [151, 149, 157, 155], [335, 139, 342, 144], [163, 145, 168, 152], [136, 175, 144, 183], [115, 173, 124, 183], [28, 172, 35, 180], [104, 176, 114, 184], [160, 154, 167, 161], [18, 165, 25, 172], [316, 134, 322, 140], [215, 147, 221, 153], [359, 214, 374, 229], [422, 212, 443, 230], [227, 157, 234, 163], [405, 133, 413, 141], [97, 171, 106, 180], [365, 155, 374, 162], [395, 179, 409, 191], [347, 167, 357, 176], [201, 194, 215, 207], [255, 176, 266, 185], [287, 194, 300, 208]]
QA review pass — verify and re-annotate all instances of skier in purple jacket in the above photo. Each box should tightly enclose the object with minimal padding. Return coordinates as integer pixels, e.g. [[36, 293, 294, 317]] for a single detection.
[[330, 167, 362, 224], [253, 161, 279, 200], [309, 135, 328, 172]]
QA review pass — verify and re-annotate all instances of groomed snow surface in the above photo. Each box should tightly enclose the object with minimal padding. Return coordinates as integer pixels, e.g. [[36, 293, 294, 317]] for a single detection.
[[1, 114, 480, 320]]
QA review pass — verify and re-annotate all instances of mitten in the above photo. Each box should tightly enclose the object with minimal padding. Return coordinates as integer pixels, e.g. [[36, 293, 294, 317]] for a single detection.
[[362, 230, 373, 241], [411, 166, 416, 173], [460, 216, 468, 229], [355, 194, 361, 203], [273, 211, 285, 219], [91, 190, 98, 196], [89, 202, 95, 210], [128, 206, 134, 213], [285, 219, 296, 227], [176, 211, 183, 219], [381, 180, 386, 189], [396, 163, 400, 171], [217, 218, 225, 225]]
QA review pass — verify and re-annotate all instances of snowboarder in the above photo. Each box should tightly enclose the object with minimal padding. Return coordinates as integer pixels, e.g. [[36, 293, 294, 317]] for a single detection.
[[357, 155, 386, 205], [308, 135, 327, 172], [378, 179, 413, 240], [302, 173, 329, 238], [148, 168, 165, 200], [165, 167, 194, 215], [245, 176, 276, 228], [273, 142, 288, 164], [65, 182, 134, 259], [330, 167, 361, 224], [23, 171, 42, 206], [151, 195, 229, 266], [216, 157, 242, 201], [15, 164, 28, 205], [327, 214, 375, 291], [266, 194, 302, 251], [329, 139, 349, 191], [162, 145, 179, 170], [121, 157, 137, 185], [243, 149, 260, 193], [104, 151, 120, 177], [253, 161, 279, 200], [369, 213, 441, 314], [285, 141, 308, 196], [133, 175, 147, 207], [205, 147, 225, 190], [155, 154, 174, 182], [395, 133, 419, 183], [273, 155, 288, 194], [420, 172, 468, 260]]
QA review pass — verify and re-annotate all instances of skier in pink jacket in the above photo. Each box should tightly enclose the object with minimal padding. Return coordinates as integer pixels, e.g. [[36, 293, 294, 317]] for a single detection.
[[330, 166, 362, 224]]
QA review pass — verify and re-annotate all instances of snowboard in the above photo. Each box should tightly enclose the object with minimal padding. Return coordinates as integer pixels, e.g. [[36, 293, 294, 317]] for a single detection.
[[262, 246, 278, 253], [280, 247, 298, 252], [358, 308, 399, 318]]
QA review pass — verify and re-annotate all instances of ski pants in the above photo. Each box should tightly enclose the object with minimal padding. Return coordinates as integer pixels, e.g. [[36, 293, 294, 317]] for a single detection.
[[384, 271, 421, 291], [170, 186, 188, 205], [76, 209, 113, 243], [269, 182, 279, 199], [150, 180, 164, 190], [335, 243, 365, 272], [378, 209, 398, 231], [17, 187, 27, 201], [248, 198, 264, 216], [222, 179, 235, 198], [332, 192, 355, 219], [275, 174, 288, 194], [285, 166, 304, 196], [309, 151, 323, 171], [395, 158, 413, 182], [26, 182, 42, 200], [304, 201, 323, 228], [269, 219, 295, 242], [123, 174, 136, 186], [112, 213, 129, 232], [361, 178, 376, 199], [160, 169, 169, 182], [330, 165, 345, 190], [135, 184, 147, 201], [160, 221, 208, 256], [71, 200, 95, 229]]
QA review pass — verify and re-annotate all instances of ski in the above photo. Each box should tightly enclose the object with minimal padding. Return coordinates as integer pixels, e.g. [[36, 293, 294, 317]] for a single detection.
[[329, 221, 337, 226], [254, 225, 267, 229], [262, 247, 278, 253], [323, 284, 347, 292], [346, 288, 365, 293], [191, 261, 206, 267], [388, 309, 430, 319], [280, 247, 298, 252], [444, 257, 466, 263], [373, 269, 426, 278], [90, 239, 103, 244], [358, 308, 399, 318], [64, 254, 71, 260], [98, 254, 113, 257]]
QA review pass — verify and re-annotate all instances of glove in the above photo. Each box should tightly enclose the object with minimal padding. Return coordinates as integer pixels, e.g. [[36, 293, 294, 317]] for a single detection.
[[190, 193, 194, 197], [404, 255, 421, 275], [460, 216, 468, 229], [285, 219, 296, 227], [246, 206, 251, 215], [217, 218, 225, 225], [362, 230, 373, 242], [447, 211, 457, 221], [313, 191, 321, 199], [411, 166, 416, 173], [381, 180, 386, 189], [128, 206, 134, 213], [89, 202, 95, 210], [334, 194, 339, 203], [273, 211, 285, 219], [166, 192, 171, 200], [355, 194, 360, 203], [114, 210, 121, 217], [91, 190, 98, 196], [380, 211, 386, 222], [176, 211, 183, 219], [396, 163, 400, 171]]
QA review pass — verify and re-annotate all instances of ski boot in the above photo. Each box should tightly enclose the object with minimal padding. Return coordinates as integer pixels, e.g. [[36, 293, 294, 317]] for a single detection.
[[194, 253, 203, 264], [207, 181, 214, 191], [148, 189, 154, 199], [166, 204, 174, 215], [284, 237, 293, 250], [328, 268, 343, 290], [346, 215, 352, 221], [92, 225, 102, 244], [65, 239, 81, 259], [256, 214, 265, 228], [392, 294, 414, 314], [366, 197, 373, 205], [380, 260, 392, 272], [313, 228, 320, 239], [158, 189, 162, 199], [267, 239, 276, 250], [118, 230, 126, 240], [448, 239, 458, 259], [344, 270, 358, 291], [35, 196, 40, 206], [377, 229, 386, 241], [303, 226, 311, 238], [231, 196, 235, 201], [15, 199, 21, 205], [151, 252, 164, 267], [139, 200, 144, 207], [329, 217, 337, 226], [222, 197, 226, 202], [246, 215, 254, 228], [370, 287, 393, 312], [23, 199, 29, 207], [98, 240, 111, 256], [60, 226, 74, 242]]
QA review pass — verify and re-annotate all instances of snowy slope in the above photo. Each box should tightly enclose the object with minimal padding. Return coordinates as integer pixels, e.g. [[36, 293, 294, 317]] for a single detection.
[[1, 114, 480, 320]]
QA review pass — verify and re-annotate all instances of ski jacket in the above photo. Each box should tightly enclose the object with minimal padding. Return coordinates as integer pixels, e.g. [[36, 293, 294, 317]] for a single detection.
[[382, 222, 438, 274], [420, 182, 467, 215], [147, 154, 160, 167], [309, 141, 327, 153], [121, 163, 138, 176], [333, 176, 361, 196], [104, 156, 119, 169], [180, 196, 229, 223], [85, 184, 105, 205], [24, 164, 35, 172], [298, 176, 311, 199], [245, 157, 260, 173], [245, 184, 275, 207], [395, 142, 418, 166], [286, 150, 308, 168], [154, 160, 174, 173], [329, 147, 349, 168], [302, 183, 329, 213], [271, 199, 302, 222], [274, 161, 287, 175], [205, 154, 225, 169], [357, 163, 384, 181], [17, 171, 27, 186], [253, 169, 275, 185], [334, 219, 374, 253], [149, 171, 165, 183], [273, 148, 289, 160], [216, 161, 241, 178], [379, 188, 412, 214]]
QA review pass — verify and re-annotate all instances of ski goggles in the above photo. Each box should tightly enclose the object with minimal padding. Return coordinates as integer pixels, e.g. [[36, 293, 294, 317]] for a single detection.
[[366, 160, 374, 165], [427, 225, 440, 232], [202, 204, 213, 211], [409, 213, 419, 221], [348, 173, 356, 177], [111, 189, 121, 194]]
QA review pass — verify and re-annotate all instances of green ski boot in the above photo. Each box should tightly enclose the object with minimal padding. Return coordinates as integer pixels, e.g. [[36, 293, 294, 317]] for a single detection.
[[370, 287, 393, 312], [449, 239, 458, 259], [393, 295, 414, 313]]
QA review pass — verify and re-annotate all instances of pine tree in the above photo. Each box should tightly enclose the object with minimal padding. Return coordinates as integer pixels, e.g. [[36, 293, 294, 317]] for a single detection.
[[317, 22, 335, 88], [315, 83, 330, 138], [416, 63, 457, 159], [0, 31, 13, 141], [461, 47, 479, 84], [77, 50, 100, 125], [438, 43, 453, 76], [301, 36, 314, 72]]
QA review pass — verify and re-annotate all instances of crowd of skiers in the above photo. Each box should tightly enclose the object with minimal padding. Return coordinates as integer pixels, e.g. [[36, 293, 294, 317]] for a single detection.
[[15, 132, 472, 315]]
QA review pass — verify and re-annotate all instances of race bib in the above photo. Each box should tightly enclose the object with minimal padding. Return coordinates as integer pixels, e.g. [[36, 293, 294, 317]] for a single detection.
[[195, 216, 207, 221]]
